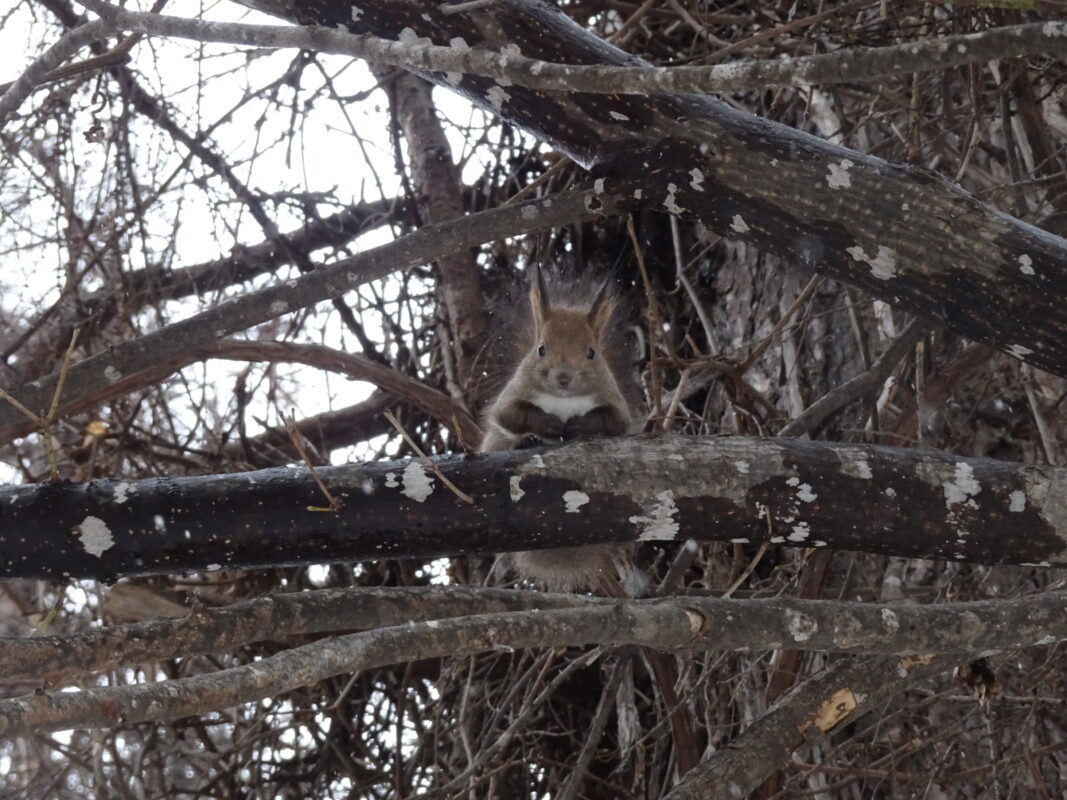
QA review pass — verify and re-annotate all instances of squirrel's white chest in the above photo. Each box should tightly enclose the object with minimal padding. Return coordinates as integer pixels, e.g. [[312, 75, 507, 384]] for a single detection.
[[531, 392, 596, 421]]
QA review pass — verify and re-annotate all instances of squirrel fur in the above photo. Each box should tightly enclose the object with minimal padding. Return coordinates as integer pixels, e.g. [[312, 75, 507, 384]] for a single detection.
[[479, 266, 638, 591]]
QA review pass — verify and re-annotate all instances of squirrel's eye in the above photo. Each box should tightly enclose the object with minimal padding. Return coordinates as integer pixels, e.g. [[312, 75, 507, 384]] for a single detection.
[[537, 344, 546, 357], [586, 347, 596, 360]]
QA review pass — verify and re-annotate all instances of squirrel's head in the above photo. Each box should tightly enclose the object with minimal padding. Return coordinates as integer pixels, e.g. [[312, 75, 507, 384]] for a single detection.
[[527, 267, 615, 397]]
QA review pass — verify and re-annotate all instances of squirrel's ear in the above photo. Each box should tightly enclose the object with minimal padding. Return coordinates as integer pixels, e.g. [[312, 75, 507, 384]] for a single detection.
[[588, 280, 615, 337], [529, 266, 550, 329]]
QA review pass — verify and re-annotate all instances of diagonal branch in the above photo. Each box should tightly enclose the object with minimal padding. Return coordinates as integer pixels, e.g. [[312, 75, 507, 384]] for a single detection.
[[0, 17, 110, 122], [220, 0, 1067, 379], [663, 654, 958, 799], [197, 340, 482, 449], [779, 319, 927, 437]]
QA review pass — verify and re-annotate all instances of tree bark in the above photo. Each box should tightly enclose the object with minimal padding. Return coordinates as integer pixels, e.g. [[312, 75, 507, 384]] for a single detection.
[[376, 67, 489, 393], [3, 434, 1064, 581]]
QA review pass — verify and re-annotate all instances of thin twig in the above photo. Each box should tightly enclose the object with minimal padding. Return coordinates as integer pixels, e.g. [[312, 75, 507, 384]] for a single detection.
[[384, 409, 474, 504], [608, 0, 658, 44], [557, 657, 626, 800], [503, 157, 569, 206], [286, 409, 343, 512], [739, 275, 821, 373], [47, 329, 80, 423], [670, 216, 719, 356], [779, 320, 926, 438], [722, 542, 768, 599]]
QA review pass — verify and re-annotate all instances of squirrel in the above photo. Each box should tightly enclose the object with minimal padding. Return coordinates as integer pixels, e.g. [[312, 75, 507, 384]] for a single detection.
[[479, 266, 637, 592], [478, 268, 701, 772]]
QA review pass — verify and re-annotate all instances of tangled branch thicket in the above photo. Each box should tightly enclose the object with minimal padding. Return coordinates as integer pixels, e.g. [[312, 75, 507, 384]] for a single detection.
[[1, 0, 1067, 797]]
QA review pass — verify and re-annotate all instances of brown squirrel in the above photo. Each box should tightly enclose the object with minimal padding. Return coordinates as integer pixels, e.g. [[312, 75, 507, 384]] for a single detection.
[[479, 269, 700, 772], [479, 267, 636, 591]]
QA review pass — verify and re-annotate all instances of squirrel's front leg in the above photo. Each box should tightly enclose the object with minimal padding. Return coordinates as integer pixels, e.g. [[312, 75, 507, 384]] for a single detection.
[[563, 405, 630, 438], [495, 401, 565, 441]]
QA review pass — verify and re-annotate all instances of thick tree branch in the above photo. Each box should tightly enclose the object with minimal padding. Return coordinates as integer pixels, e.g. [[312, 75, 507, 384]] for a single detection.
[[220, 0, 1067, 378], [377, 68, 489, 392], [8, 585, 1067, 686], [0, 586, 592, 684], [2, 434, 1064, 580]]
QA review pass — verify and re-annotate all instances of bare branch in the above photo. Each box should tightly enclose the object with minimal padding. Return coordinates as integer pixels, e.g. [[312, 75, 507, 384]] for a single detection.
[[0, 18, 111, 122], [70, 6, 1067, 98], [664, 654, 958, 799], [2, 434, 1065, 580], [0, 586, 593, 683], [3, 587, 1050, 738]]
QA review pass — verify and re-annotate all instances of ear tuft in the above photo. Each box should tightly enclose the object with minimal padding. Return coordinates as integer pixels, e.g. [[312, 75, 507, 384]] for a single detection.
[[529, 266, 551, 331], [587, 280, 615, 337]]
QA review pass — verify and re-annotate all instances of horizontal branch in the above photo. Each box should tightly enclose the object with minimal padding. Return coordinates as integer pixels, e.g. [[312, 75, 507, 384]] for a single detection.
[[7, 585, 1067, 687], [0, 586, 591, 683], [1, 435, 1064, 581], [72, 6, 1067, 97], [12, 579, 1063, 738]]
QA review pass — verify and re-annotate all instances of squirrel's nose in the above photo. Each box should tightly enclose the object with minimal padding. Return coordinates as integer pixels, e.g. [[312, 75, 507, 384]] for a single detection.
[[556, 372, 572, 388]]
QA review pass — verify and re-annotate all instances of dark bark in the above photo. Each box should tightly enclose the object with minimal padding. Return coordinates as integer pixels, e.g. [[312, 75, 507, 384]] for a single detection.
[[227, 0, 1067, 378], [2, 434, 1064, 581]]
